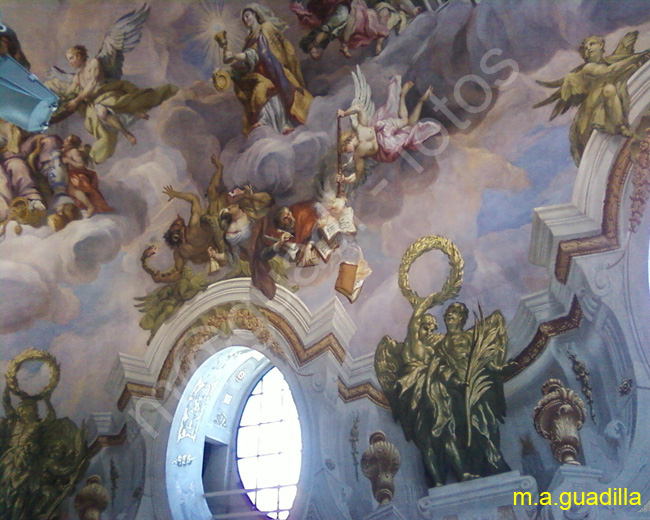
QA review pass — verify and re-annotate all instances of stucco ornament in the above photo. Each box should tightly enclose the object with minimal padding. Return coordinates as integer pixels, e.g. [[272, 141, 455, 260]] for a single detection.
[[533, 378, 587, 465], [361, 431, 401, 505], [73, 475, 111, 520]]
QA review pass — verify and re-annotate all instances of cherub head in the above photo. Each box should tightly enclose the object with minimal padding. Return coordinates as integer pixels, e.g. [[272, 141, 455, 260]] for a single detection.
[[164, 215, 186, 248], [579, 36, 605, 63], [66, 45, 88, 68], [444, 302, 468, 333], [340, 130, 359, 155], [62, 134, 82, 152], [228, 186, 246, 199], [417, 314, 438, 345]]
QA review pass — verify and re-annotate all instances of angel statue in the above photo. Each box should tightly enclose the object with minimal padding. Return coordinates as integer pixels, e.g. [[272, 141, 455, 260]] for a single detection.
[[0, 349, 89, 520], [46, 4, 178, 163], [337, 67, 440, 184], [534, 31, 650, 166], [375, 236, 511, 487]]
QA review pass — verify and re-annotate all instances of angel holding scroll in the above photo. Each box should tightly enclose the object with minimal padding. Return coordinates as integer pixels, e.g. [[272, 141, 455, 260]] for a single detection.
[[46, 5, 178, 163], [337, 67, 440, 183]]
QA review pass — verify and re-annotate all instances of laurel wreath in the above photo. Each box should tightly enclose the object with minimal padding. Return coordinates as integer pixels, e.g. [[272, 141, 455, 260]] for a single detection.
[[6, 348, 61, 399], [398, 235, 464, 310]]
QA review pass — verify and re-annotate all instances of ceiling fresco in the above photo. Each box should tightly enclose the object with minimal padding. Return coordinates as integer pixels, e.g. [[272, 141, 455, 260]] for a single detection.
[[0, 0, 649, 435]]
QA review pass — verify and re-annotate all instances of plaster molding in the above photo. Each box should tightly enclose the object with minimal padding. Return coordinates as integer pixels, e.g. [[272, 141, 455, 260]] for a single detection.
[[530, 204, 600, 271], [521, 58, 650, 501], [107, 279, 359, 404], [528, 61, 650, 286]]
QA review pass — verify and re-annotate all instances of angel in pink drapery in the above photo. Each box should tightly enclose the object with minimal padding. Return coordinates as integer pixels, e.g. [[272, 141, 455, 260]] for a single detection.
[[337, 68, 440, 182]]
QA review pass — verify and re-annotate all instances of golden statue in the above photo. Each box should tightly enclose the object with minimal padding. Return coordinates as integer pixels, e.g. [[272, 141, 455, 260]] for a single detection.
[[375, 236, 511, 486], [534, 31, 650, 165], [0, 349, 89, 520]]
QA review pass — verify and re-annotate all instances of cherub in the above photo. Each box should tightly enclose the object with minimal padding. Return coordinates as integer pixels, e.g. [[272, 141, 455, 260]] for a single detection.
[[337, 67, 440, 183], [534, 31, 650, 165], [61, 134, 113, 217], [46, 5, 178, 163]]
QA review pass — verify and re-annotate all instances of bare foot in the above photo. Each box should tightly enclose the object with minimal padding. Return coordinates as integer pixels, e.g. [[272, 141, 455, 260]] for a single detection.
[[250, 122, 264, 131], [374, 38, 384, 56], [86, 206, 95, 218], [420, 86, 434, 102], [135, 111, 150, 120], [282, 127, 294, 135], [619, 125, 634, 138], [339, 43, 351, 58], [126, 132, 137, 146], [401, 80, 414, 95]]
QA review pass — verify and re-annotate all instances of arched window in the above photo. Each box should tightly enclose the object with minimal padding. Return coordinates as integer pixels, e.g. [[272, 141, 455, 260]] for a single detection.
[[197, 348, 303, 520], [236, 367, 302, 519]]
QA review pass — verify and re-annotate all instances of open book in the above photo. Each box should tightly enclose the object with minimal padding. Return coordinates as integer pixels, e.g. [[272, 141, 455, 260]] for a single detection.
[[319, 206, 356, 242], [312, 237, 337, 263]]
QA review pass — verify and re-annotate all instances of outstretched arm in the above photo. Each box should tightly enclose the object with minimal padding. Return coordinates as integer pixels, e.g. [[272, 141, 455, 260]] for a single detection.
[[44, 397, 56, 421], [338, 106, 366, 129], [163, 186, 203, 228], [605, 50, 650, 75], [207, 154, 224, 204], [66, 58, 101, 111]]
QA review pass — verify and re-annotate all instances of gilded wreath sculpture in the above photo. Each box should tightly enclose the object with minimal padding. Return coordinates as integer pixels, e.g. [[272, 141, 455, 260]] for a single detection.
[[0, 349, 90, 520], [375, 236, 512, 486]]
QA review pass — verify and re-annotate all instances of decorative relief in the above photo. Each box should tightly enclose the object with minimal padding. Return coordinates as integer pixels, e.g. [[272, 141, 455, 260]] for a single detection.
[[628, 130, 650, 232], [171, 454, 196, 467], [568, 353, 596, 423], [73, 475, 111, 520], [555, 141, 632, 285], [619, 378, 633, 396], [361, 431, 401, 505], [506, 297, 583, 380], [177, 376, 219, 443], [349, 413, 360, 481], [533, 379, 586, 465]]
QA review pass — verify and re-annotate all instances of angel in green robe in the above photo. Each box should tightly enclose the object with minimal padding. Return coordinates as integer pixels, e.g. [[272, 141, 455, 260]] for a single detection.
[[46, 5, 178, 163], [534, 31, 650, 165]]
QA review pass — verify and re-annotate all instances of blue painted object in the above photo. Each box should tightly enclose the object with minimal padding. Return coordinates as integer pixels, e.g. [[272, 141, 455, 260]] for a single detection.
[[0, 54, 59, 132]]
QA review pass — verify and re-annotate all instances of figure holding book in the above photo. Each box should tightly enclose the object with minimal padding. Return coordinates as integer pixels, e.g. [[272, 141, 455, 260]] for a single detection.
[[258, 195, 370, 302]]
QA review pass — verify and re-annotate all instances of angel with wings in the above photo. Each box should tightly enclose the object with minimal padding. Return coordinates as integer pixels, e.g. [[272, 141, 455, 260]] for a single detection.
[[375, 237, 512, 486], [337, 68, 440, 183], [534, 31, 650, 166], [46, 5, 178, 163]]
